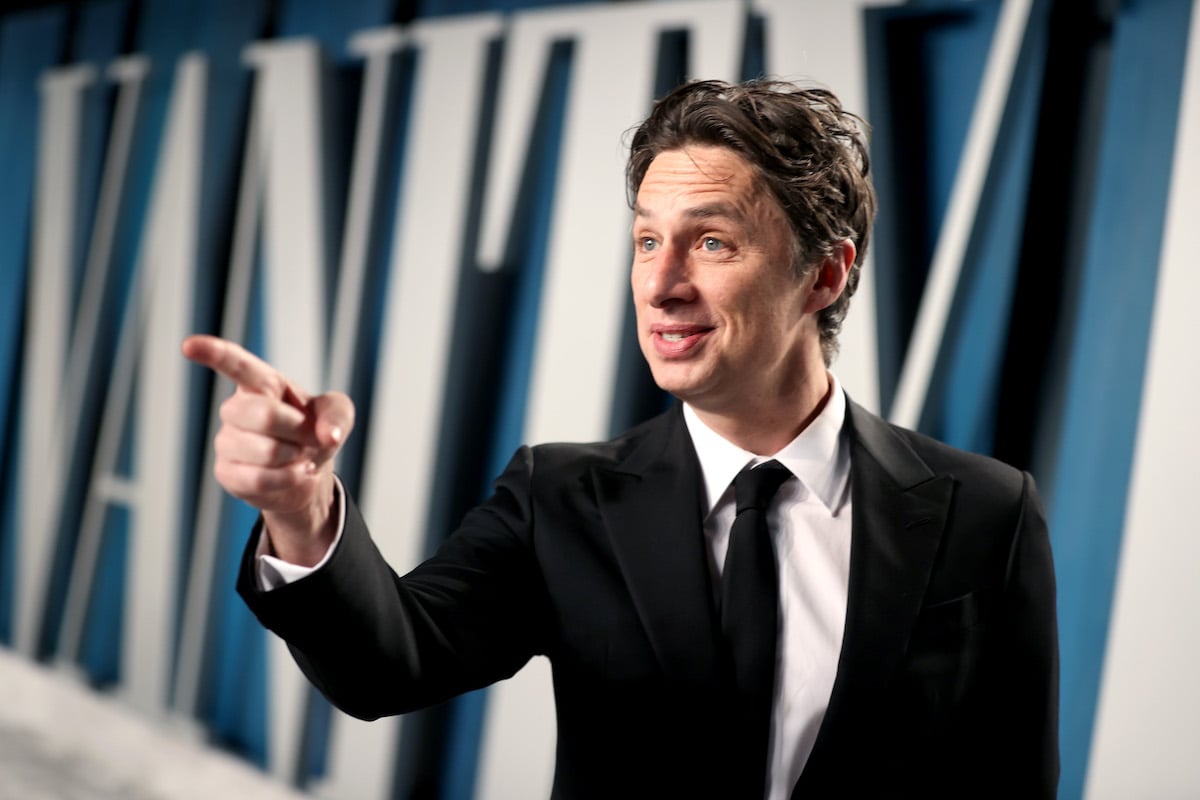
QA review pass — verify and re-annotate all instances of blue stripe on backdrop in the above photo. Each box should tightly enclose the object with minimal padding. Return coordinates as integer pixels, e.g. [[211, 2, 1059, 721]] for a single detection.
[[41, 0, 130, 672], [171, 0, 263, 672], [67, 0, 210, 685], [930, 2, 1049, 454], [865, 2, 1000, 413], [79, 508, 128, 682], [76, 373, 139, 682], [70, 0, 178, 683], [210, 241, 272, 766], [277, 0, 396, 57], [0, 7, 69, 646], [170, 0, 273, 766], [919, 1, 1003, 263], [68, 0, 130, 325], [209, 468, 270, 765], [419, 0, 584, 16], [1047, 1, 1195, 797]]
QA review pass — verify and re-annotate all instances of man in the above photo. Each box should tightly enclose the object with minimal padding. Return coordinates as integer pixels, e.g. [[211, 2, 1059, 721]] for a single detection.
[[183, 79, 1058, 798]]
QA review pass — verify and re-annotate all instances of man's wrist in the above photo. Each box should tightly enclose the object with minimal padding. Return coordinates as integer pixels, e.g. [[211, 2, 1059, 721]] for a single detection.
[[256, 476, 347, 591], [261, 473, 340, 567]]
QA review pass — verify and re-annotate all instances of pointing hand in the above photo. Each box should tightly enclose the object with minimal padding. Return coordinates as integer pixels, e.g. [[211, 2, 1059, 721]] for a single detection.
[[181, 334, 355, 565]]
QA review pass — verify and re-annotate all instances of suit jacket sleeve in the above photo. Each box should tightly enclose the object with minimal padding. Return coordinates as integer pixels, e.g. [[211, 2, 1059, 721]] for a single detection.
[[236, 447, 550, 720], [985, 470, 1059, 796]]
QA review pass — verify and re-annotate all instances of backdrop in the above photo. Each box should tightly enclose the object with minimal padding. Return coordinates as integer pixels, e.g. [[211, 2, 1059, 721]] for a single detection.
[[0, 0, 1197, 797]]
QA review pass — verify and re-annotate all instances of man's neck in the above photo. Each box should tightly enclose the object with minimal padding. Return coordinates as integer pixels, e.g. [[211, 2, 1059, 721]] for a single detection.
[[691, 373, 834, 456]]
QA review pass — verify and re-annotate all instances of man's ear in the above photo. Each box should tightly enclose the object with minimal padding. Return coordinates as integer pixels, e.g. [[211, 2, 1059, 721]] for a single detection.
[[803, 239, 856, 314]]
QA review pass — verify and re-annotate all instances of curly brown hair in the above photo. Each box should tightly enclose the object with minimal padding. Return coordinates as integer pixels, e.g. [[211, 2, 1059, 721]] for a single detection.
[[626, 79, 877, 365]]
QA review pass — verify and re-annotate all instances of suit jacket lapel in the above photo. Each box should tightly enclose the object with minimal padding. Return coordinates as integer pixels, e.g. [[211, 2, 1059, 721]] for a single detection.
[[591, 405, 725, 691], [798, 400, 955, 787]]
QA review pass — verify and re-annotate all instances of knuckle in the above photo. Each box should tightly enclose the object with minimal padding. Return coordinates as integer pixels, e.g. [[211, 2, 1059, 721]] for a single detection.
[[219, 396, 237, 422], [265, 439, 296, 464], [265, 374, 287, 398], [248, 399, 274, 431], [212, 459, 239, 491], [212, 430, 231, 458], [246, 470, 274, 495]]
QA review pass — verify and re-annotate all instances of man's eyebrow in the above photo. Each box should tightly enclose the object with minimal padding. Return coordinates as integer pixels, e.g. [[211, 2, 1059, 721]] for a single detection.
[[632, 202, 743, 221], [684, 202, 741, 221]]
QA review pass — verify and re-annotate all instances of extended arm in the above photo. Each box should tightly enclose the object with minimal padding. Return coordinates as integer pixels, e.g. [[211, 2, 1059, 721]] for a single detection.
[[236, 448, 549, 719]]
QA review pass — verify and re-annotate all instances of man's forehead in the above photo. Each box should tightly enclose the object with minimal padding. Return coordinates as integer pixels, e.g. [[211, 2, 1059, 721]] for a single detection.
[[633, 146, 767, 219], [642, 145, 750, 179]]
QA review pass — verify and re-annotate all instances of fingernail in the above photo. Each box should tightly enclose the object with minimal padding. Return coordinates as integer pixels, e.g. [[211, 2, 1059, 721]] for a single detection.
[[330, 426, 343, 444]]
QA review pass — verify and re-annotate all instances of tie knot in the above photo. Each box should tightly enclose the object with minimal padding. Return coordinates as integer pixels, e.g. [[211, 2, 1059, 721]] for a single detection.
[[733, 460, 791, 514]]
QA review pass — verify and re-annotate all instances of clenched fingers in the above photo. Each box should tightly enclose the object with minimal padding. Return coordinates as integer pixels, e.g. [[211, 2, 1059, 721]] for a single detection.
[[212, 458, 326, 515], [220, 390, 313, 444], [214, 426, 306, 468]]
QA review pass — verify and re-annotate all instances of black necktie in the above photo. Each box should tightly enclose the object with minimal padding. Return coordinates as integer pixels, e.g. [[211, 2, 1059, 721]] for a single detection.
[[721, 459, 791, 796]]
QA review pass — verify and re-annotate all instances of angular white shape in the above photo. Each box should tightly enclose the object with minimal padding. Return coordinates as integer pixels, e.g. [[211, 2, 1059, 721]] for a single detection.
[[16, 62, 97, 657], [1086, 4, 1200, 796]]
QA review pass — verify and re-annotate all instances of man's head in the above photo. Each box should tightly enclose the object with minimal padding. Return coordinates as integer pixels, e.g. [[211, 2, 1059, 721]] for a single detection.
[[627, 79, 876, 366]]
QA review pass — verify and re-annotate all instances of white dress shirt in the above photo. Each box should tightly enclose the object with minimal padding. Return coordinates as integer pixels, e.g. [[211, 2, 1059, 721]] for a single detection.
[[683, 377, 852, 800]]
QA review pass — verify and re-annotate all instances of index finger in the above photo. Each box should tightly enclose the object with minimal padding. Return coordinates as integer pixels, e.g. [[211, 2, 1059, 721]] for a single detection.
[[182, 334, 285, 396]]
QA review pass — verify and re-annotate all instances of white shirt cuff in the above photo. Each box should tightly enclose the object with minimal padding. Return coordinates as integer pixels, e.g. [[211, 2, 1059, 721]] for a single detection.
[[255, 476, 347, 591]]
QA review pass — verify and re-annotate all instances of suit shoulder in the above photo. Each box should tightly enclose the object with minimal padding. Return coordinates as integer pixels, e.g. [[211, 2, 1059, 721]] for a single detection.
[[525, 408, 676, 474], [898, 425, 1022, 481], [867, 420, 1045, 542], [848, 401, 1028, 498]]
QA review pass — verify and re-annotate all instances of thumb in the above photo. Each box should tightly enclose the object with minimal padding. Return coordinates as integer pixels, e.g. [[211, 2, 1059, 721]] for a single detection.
[[310, 391, 356, 451]]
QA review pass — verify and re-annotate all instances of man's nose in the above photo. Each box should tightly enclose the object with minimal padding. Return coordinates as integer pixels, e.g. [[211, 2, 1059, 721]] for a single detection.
[[642, 244, 696, 307]]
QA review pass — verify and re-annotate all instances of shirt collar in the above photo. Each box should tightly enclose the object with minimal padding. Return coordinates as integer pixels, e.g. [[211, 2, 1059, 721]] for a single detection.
[[682, 374, 849, 516]]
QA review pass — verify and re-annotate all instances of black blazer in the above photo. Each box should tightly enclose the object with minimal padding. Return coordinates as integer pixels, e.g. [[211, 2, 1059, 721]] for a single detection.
[[239, 398, 1059, 798]]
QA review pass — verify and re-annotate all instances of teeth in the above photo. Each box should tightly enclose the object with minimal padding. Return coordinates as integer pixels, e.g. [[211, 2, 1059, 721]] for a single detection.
[[662, 332, 687, 342]]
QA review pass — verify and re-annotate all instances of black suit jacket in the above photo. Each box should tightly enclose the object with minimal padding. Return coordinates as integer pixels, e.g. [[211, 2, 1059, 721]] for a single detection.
[[239, 398, 1059, 798]]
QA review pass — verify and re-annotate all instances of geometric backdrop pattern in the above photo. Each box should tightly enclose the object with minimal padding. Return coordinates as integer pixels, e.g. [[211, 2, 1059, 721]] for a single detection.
[[0, 0, 1196, 797]]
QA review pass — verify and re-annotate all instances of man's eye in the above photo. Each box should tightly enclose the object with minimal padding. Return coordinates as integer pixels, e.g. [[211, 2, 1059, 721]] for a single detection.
[[702, 237, 725, 251], [640, 238, 658, 252]]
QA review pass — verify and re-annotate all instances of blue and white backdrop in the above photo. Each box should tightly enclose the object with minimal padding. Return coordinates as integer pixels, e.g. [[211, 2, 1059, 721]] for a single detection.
[[0, 0, 1196, 797]]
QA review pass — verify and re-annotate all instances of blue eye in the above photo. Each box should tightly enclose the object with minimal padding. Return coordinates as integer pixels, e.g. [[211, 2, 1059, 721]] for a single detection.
[[702, 237, 724, 251], [640, 238, 658, 252]]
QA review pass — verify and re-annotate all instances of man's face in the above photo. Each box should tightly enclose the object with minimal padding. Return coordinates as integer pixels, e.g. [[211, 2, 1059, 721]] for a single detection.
[[631, 146, 822, 415]]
